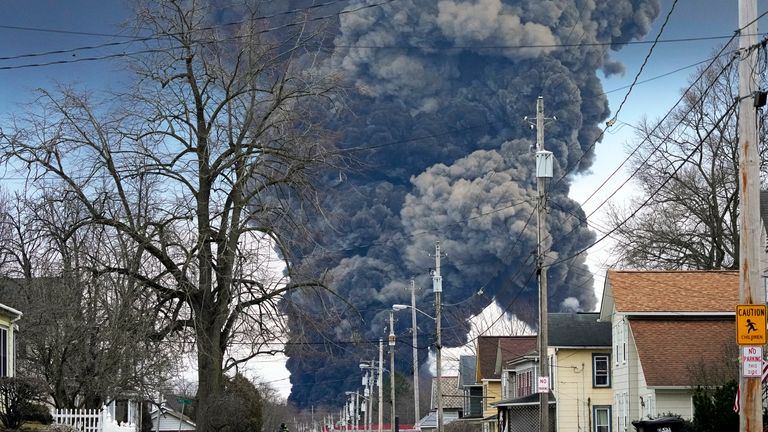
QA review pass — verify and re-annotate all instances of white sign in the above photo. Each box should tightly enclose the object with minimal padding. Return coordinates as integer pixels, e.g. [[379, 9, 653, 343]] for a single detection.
[[742, 346, 763, 377], [537, 376, 549, 393]]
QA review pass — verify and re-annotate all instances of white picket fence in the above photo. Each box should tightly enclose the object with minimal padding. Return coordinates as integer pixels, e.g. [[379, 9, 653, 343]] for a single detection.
[[53, 406, 136, 432]]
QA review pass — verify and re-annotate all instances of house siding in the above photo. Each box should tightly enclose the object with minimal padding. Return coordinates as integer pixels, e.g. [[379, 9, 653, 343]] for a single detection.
[[552, 348, 612, 432], [654, 390, 694, 420], [0, 314, 16, 377], [611, 313, 629, 432], [483, 381, 502, 418], [154, 413, 195, 431]]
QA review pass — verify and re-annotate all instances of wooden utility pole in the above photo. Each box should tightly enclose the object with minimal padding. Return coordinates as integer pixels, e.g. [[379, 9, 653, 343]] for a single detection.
[[389, 311, 396, 432], [410, 279, 420, 424], [532, 96, 554, 432], [433, 241, 444, 432], [379, 338, 383, 432], [738, 1, 764, 432]]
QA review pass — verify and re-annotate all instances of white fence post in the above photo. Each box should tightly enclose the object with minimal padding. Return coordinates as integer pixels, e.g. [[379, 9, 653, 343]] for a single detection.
[[52, 406, 136, 432]]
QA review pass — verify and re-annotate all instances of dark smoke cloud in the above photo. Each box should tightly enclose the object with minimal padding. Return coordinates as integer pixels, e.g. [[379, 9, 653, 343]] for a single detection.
[[281, 0, 660, 408]]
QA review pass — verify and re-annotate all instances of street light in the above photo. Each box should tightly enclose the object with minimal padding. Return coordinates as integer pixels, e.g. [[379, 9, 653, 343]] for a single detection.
[[392, 304, 434, 320]]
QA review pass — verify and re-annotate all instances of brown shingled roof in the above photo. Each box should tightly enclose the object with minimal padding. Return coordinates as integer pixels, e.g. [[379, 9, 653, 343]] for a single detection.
[[607, 270, 738, 313], [476, 336, 537, 381], [431, 376, 464, 410], [630, 318, 736, 387]]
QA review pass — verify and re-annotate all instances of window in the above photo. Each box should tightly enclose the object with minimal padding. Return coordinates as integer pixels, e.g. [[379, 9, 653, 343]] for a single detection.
[[614, 323, 621, 365], [0, 327, 7, 377], [593, 406, 611, 432], [593, 354, 611, 388]]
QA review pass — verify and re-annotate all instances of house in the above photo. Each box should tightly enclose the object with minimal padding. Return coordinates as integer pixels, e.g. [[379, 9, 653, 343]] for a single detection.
[[458, 355, 483, 419], [599, 270, 738, 432], [548, 312, 612, 432], [0, 302, 22, 377], [416, 376, 463, 432], [492, 313, 609, 432], [150, 405, 196, 432], [475, 336, 537, 432], [493, 349, 555, 432]]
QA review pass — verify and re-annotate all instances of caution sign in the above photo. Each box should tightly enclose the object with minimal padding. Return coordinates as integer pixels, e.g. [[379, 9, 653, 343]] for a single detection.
[[736, 304, 767, 345]]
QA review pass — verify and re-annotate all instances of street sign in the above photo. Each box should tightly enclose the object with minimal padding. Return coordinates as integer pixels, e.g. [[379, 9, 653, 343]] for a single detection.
[[742, 346, 763, 377], [176, 398, 193, 405], [537, 376, 549, 393], [736, 304, 767, 345]]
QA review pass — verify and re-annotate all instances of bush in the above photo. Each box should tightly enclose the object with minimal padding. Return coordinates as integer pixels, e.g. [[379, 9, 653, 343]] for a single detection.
[[692, 381, 739, 432], [0, 377, 47, 429], [22, 404, 53, 425]]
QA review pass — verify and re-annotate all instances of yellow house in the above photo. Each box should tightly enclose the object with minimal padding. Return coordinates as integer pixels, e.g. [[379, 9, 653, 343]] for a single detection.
[[0, 302, 22, 377], [475, 336, 537, 432], [548, 313, 612, 432], [491, 313, 610, 432]]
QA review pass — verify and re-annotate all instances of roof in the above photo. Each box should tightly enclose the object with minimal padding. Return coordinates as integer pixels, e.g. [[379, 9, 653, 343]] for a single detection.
[[603, 270, 738, 315], [458, 356, 477, 387], [0, 303, 21, 320], [476, 336, 538, 381], [150, 406, 196, 430], [630, 318, 736, 387], [416, 410, 460, 429], [548, 313, 610, 347], [431, 376, 463, 410]]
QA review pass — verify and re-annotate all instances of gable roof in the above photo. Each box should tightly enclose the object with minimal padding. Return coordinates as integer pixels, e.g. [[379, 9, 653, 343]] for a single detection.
[[476, 336, 537, 381], [630, 318, 735, 387], [458, 355, 477, 387], [431, 376, 463, 410], [602, 270, 738, 317], [548, 313, 610, 347], [150, 406, 196, 431]]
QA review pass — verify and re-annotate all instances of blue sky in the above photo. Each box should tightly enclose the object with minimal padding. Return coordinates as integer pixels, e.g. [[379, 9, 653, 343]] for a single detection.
[[1, 0, 766, 398]]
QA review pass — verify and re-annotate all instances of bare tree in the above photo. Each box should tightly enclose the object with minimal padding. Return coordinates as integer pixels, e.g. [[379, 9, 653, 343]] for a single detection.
[[0, 190, 177, 409], [605, 48, 768, 270], [0, 0, 341, 428]]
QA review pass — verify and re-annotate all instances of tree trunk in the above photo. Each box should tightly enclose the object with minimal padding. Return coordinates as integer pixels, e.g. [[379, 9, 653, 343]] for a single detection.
[[195, 313, 224, 432]]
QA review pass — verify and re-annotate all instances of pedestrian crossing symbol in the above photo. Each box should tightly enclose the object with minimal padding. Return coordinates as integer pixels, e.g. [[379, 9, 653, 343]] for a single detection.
[[736, 304, 767, 345]]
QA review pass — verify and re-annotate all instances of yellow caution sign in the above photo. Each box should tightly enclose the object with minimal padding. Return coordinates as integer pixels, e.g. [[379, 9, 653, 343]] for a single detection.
[[736, 304, 767, 345]]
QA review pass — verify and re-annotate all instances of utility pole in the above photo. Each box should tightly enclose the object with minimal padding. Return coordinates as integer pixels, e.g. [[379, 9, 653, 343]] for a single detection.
[[363, 371, 370, 432], [530, 96, 554, 432], [410, 279, 420, 424], [379, 338, 384, 432], [389, 310, 396, 432], [738, 1, 764, 432], [432, 241, 444, 432]]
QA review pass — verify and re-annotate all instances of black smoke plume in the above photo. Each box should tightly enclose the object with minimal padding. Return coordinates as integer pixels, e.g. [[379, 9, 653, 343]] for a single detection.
[[280, 0, 661, 408]]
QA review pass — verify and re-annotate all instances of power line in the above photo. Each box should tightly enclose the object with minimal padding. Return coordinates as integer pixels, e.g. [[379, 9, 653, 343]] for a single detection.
[[546, 96, 739, 269], [0, 0, 399, 71]]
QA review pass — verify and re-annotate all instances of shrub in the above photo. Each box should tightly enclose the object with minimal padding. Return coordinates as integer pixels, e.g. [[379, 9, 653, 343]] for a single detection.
[[0, 377, 47, 429], [23, 404, 53, 425]]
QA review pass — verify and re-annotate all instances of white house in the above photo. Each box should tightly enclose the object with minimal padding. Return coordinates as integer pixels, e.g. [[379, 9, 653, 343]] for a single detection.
[[150, 406, 196, 432], [0, 302, 22, 377], [599, 270, 737, 432]]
